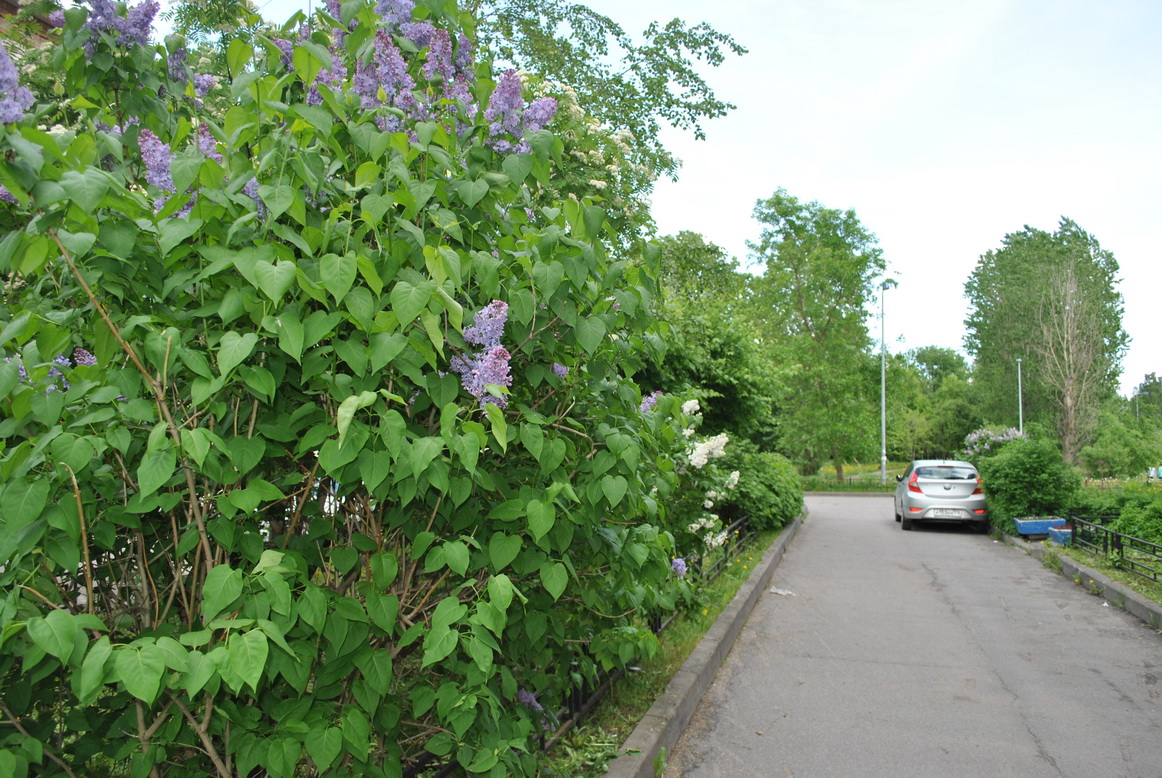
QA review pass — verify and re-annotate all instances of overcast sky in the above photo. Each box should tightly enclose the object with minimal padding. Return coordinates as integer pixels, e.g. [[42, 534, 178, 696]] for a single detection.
[[244, 0, 1161, 396]]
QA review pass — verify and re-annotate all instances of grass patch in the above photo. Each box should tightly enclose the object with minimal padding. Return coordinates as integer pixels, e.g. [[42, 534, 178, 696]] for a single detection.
[[538, 530, 782, 777], [1041, 543, 1162, 607]]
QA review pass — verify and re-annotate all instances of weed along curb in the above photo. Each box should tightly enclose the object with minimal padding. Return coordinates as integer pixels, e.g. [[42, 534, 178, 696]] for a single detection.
[[1008, 534, 1162, 630], [604, 511, 806, 778]]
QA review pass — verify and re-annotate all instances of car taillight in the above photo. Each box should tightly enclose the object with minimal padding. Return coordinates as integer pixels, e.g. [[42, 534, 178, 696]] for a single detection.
[[908, 472, 922, 493], [973, 477, 983, 495]]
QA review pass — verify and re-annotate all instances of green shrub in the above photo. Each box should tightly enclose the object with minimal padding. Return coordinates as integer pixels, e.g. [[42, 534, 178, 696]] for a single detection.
[[978, 437, 1081, 534], [717, 441, 803, 531]]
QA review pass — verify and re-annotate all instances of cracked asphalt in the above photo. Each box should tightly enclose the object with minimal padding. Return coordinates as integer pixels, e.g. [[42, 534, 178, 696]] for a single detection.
[[664, 494, 1162, 777]]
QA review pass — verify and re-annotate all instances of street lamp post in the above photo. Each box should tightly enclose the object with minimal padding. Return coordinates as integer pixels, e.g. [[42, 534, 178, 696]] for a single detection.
[[880, 282, 889, 485], [1016, 357, 1024, 434]]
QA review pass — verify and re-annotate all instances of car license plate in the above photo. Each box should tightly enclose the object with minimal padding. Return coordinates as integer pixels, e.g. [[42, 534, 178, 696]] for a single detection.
[[932, 509, 963, 518]]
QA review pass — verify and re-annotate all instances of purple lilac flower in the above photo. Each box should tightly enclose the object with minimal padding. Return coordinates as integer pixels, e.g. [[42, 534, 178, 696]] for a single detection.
[[0, 41, 34, 124], [402, 21, 435, 50], [450, 346, 512, 408], [85, 0, 157, 50], [307, 48, 347, 106], [455, 33, 474, 73], [0, 186, 16, 204], [167, 46, 188, 81], [523, 97, 557, 133], [463, 300, 507, 348], [551, 363, 569, 379], [197, 124, 222, 163], [639, 391, 662, 413], [4, 357, 28, 382], [516, 688, 543, 713], [671, 558, 687, 579], [73, 348, 98, 367], [605, 296, 620, 311], [273, 38, 294, 68], [375, 0, 414, 28], [352, 31, 417, 132], [243, 179, 267, 219], [139, 129, 174, 194], [121, 0, 158, 47], [48, 10, 65, 27], [422, 28, 454, 83], [484, 70, 525, 153], [193, 73, 217, 97]]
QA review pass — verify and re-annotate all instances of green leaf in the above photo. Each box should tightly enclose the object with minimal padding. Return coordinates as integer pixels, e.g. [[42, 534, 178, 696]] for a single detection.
[[320, 252, 358, 303], [361, 193, 392, 226], [253, 260, 297, 303], [217, 331, 258, 377], [337, 391, 377, 444], [366, 591, 399, 634], [457, 178, 489, 207], [137, 446, 177, 496], [115, 644, 166, 703], [443, 540, 469, 576], [180, 428, 212, 467], [227, 629, 269, 693], [484, 402, 507, 454], [502, 153, 532, 184], [539, 561, 567, 601], [305, 727, 344, 773], [369, 332, 408, 373], [202, 564, 243, 622], [1, 478, 50, 533], [74, 635, 112, 704], [519, 423, 543, 461], [575, 317, 606, 354], [390, 279, 433, 326], [601, 475, 628, 507], [296, 585, 327, 634], [59, 169, 110, 213], [488, 533, 521, 571], [526, 499, 555, 542], [258, 184, 296, 220], [276, 313, 304, 362], [26, 610, 78, 665], [487, 573, 514, 612]]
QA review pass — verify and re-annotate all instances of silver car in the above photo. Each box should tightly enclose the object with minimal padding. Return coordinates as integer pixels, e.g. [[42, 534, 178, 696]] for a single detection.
[[894, 459, 989, 532]]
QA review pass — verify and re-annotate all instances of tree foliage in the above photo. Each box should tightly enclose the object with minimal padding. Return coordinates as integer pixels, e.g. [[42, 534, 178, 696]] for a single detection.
[[0, 3, 723, 775], [749, 188, 885, 475], [964, 218, 1127, 461], [468, 0, 746, 182]]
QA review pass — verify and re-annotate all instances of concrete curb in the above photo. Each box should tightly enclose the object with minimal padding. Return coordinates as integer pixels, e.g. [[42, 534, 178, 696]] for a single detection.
[[1005, 533, 1162, 630], [604, 511, 806, 778]]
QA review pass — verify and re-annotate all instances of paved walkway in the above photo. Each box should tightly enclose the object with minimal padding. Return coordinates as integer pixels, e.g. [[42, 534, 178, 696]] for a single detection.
[[663, 494, 1162, 777]]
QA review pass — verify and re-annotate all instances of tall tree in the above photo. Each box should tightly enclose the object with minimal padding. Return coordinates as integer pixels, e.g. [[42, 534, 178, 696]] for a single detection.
[[468, 0, 746, 183], [964, 218, 1127, 462], [750, 188, 885, 476]]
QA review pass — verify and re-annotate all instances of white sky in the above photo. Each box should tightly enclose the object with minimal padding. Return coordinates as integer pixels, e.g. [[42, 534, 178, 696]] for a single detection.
[[232, 0, 1161, 396]]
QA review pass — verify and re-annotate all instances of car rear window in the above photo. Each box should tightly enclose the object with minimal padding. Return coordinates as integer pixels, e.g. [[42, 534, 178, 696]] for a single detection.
[[915, 466, 977, 480]]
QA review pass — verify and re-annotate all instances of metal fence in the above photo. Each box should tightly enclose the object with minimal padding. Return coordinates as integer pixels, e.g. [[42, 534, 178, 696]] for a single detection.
[[1069, 514, 1162, 585]]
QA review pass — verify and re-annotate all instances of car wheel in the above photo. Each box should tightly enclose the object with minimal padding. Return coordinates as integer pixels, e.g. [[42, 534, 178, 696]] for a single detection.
[[901, 517, 913, 531], [894, 509, 901, 523]]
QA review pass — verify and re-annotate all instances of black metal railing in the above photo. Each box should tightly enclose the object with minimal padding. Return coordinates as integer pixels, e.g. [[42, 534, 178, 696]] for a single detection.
[[1070, 515, 1162, 585]]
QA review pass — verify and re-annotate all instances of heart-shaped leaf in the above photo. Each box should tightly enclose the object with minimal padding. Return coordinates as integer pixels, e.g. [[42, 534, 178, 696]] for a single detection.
[[575, 317, 606, 354], [539, 561, 567, 601], [253, 260, 297, 302], [458, 178, 489, 207], [601, 474, 628, 507], [320, 252, 357, 303], [390, 280, 433, 326], [217, 331, 258, 377], [488, 532, 521, 572]]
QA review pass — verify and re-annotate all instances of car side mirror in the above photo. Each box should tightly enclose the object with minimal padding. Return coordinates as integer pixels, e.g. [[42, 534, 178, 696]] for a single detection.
[[895, 474, 903, 483]]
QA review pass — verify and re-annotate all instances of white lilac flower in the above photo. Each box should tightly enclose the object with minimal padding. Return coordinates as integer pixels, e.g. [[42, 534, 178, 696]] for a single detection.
[[703, 499, 714, 509], [683, 428, 695, 438], [681, 399, 700, 415], [724, 470, 740, 490], [690, 434, 729, 469]]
